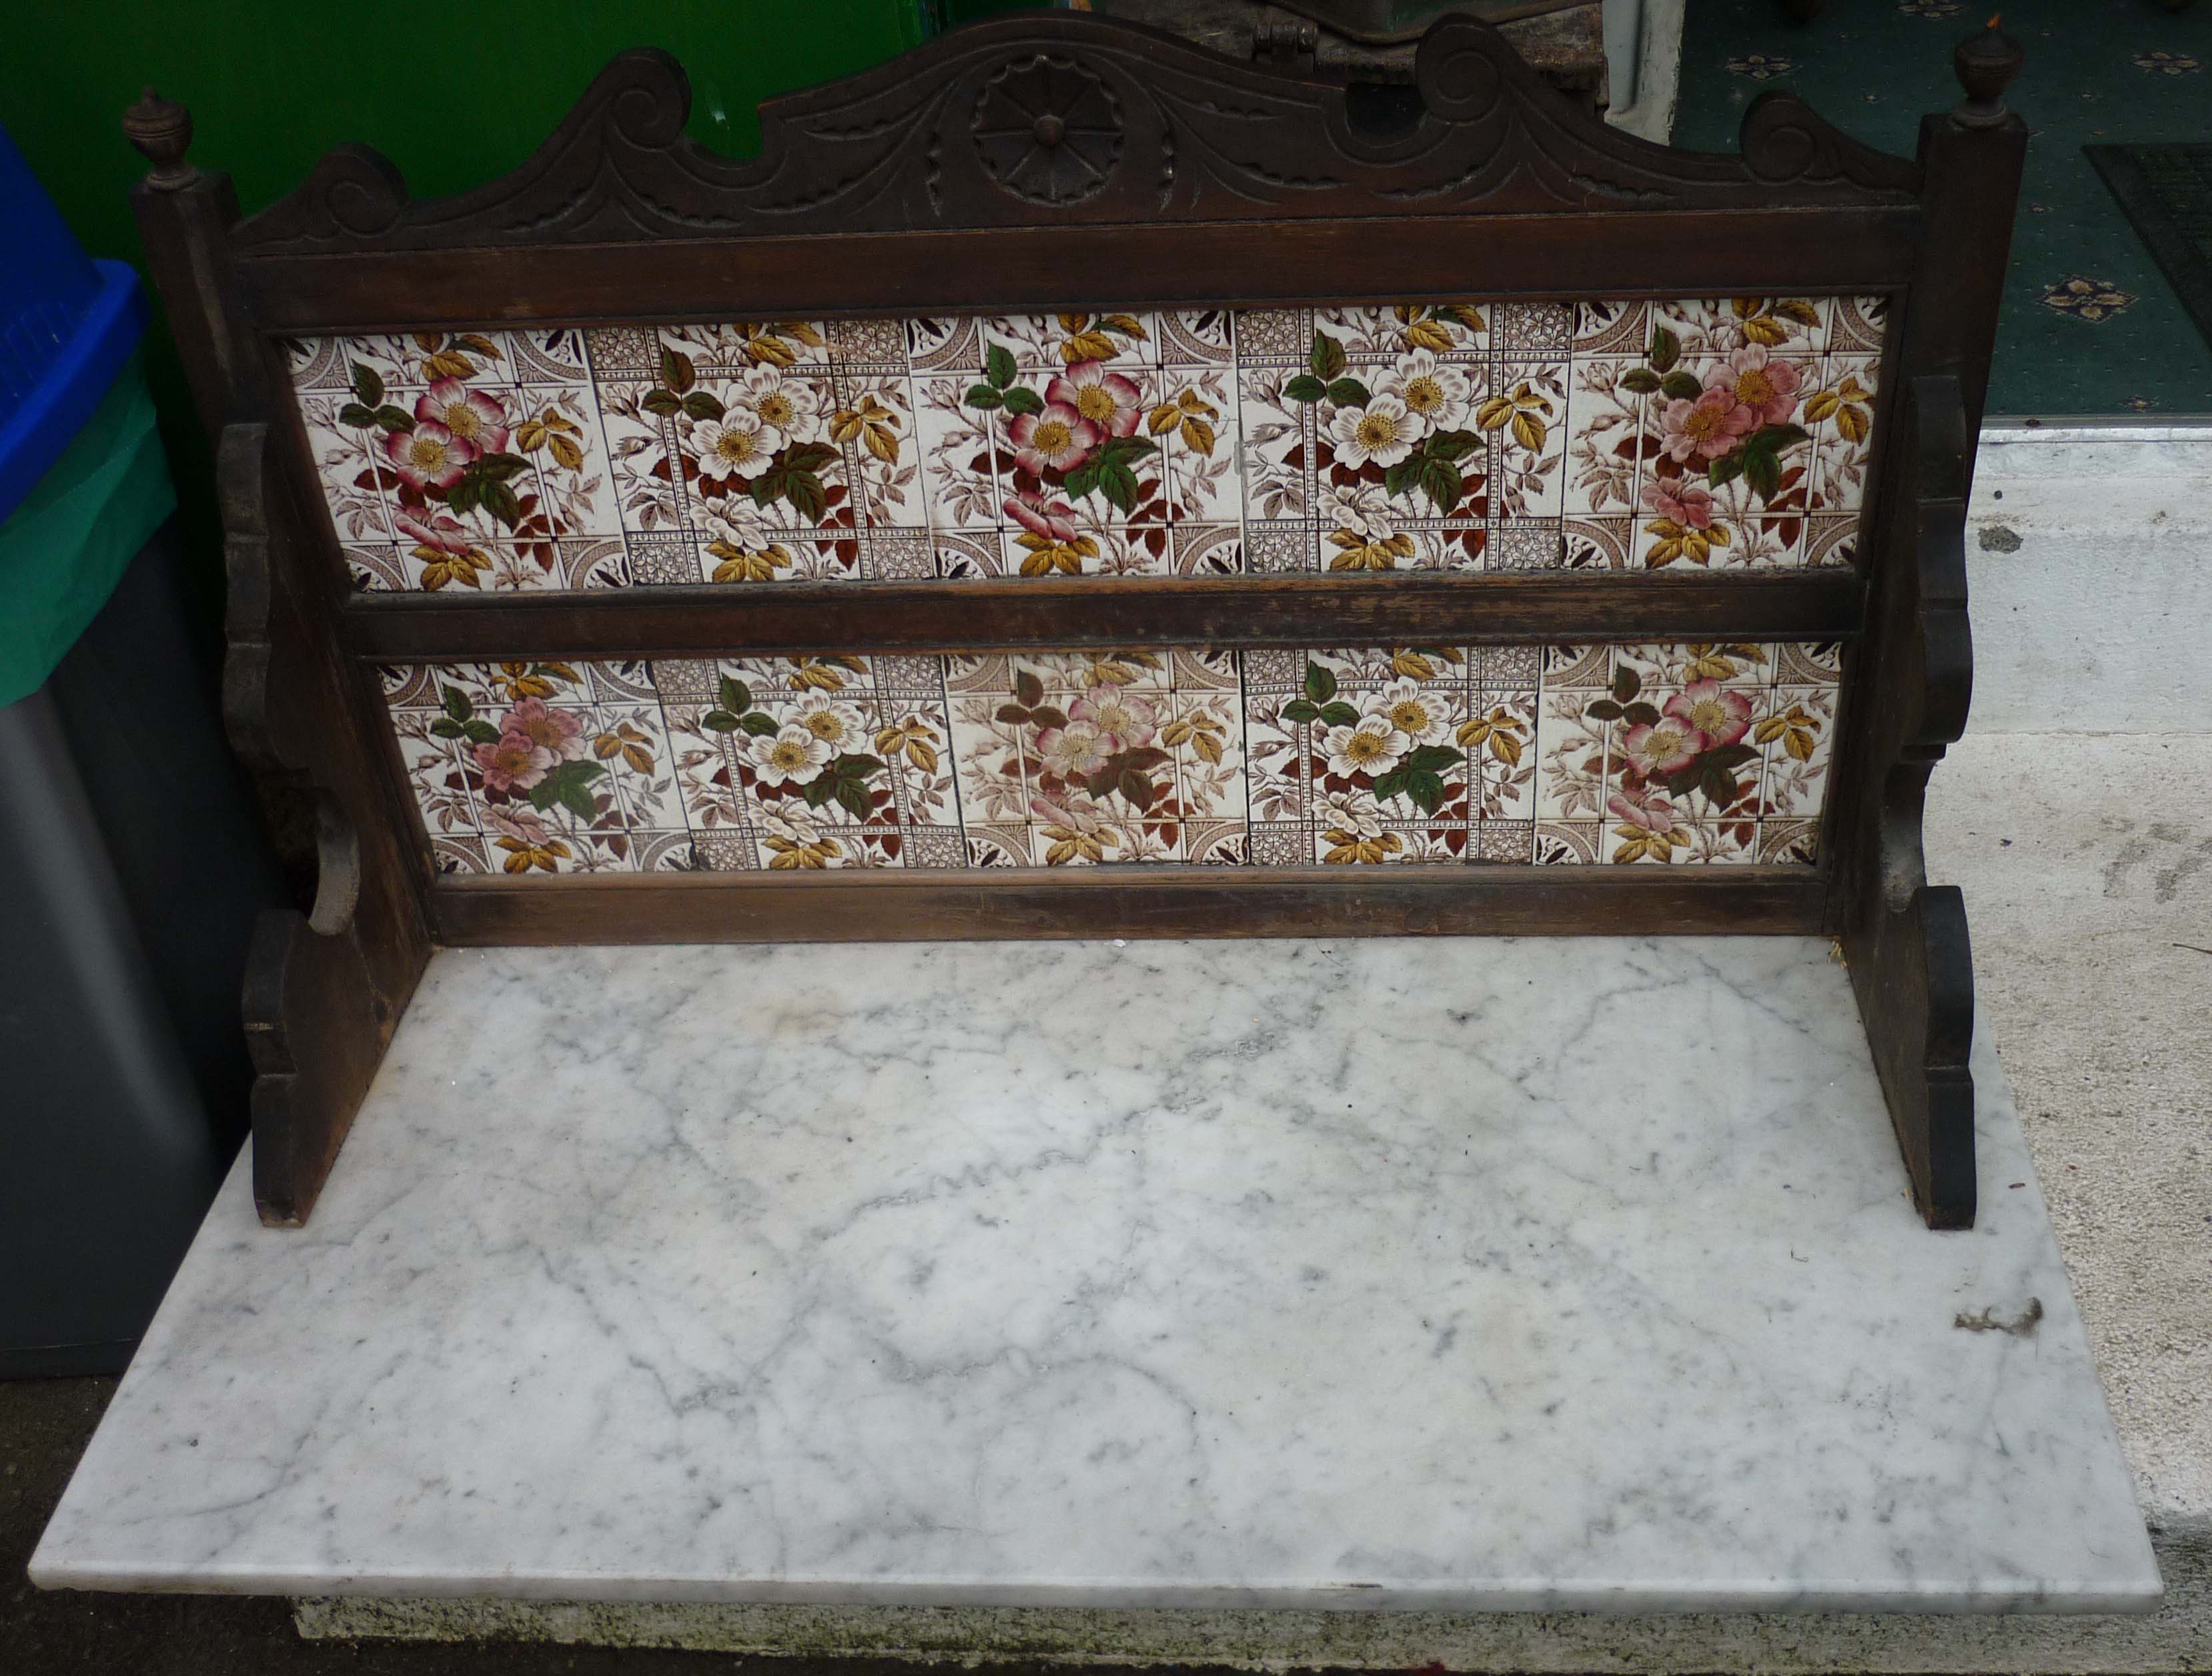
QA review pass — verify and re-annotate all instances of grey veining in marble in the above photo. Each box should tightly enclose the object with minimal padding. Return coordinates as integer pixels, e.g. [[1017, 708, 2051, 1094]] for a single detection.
[[31, 937, 2159, 1612]]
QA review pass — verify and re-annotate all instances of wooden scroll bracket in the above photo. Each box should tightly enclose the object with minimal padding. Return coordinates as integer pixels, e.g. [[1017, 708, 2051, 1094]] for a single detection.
[[1840, 374, 1977, 1230], [125, 90, 432, 1226], [221, 422, 430, 1226], [1830, 26, 2025, 1228]]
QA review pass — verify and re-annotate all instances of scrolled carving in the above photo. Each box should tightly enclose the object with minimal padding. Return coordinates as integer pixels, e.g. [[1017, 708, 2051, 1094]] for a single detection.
[[1740, 93, 1921, 193], [231, 13, 1923, 257], [1412, 21, 1506, 125], [972, 54, 1124, 205], [242, 146, 408, 252], [602, 52, 691, 149]]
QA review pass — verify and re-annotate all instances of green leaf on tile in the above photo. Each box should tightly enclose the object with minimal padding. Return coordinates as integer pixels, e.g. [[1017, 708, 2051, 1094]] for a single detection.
[[1310, 331, 1347, 382], [528, 759, 606, 822]]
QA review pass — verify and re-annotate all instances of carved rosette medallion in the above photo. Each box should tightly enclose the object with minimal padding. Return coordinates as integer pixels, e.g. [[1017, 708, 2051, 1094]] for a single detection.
[[971, 54, 1123, 205]]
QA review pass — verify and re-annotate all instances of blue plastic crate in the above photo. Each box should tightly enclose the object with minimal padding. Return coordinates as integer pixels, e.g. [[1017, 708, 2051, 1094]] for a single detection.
[[0, 120, 146, 528]]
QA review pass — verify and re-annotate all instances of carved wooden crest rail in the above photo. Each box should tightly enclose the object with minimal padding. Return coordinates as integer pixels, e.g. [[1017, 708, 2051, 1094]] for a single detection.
[[120, 14, 2026, 1231]]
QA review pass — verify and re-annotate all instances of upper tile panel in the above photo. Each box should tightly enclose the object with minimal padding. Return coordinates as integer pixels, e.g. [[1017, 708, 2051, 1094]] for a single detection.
[[285, 296, 1888, 593]]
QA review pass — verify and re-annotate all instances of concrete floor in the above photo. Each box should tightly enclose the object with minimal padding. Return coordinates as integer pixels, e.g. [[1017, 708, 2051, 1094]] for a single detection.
[[1926, 733, 2212, 1528]]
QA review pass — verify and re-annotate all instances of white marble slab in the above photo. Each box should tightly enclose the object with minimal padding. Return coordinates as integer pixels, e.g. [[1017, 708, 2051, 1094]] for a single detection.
[[32, 937, 2159, 1613]]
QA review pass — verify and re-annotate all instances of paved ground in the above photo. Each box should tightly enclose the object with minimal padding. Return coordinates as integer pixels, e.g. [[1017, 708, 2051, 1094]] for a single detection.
[[1924, 732, 2212, 1523]]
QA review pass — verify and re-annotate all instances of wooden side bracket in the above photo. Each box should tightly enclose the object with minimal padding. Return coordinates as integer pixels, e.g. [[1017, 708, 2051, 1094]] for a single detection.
[[125, 93, 438, 1227], [1840, 374, 1979, 1228], [221, 422, 430, 1225]]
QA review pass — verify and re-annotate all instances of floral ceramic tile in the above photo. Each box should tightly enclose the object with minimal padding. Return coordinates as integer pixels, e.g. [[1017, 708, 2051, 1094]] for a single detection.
[[1278, 309, 1499, 572], [1806, 354, 1881, 516], [289, 296, 1890, 591], [385, 659, 684, 874], [1243, 646, 1536, 865], [657, 655, 961, 870], [946, 649, 1247, 864], [1528, 641, 1840, 865], [382, 639, 1836, 878]]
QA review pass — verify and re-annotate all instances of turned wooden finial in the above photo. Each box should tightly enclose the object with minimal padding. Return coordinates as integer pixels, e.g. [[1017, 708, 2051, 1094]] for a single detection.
[[1951, 17, 2024, 129], [123, 87, 199, 188]]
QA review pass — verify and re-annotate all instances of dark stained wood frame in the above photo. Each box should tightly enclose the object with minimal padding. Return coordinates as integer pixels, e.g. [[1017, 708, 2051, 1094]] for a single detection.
[[121, 13, 2025, 1230]]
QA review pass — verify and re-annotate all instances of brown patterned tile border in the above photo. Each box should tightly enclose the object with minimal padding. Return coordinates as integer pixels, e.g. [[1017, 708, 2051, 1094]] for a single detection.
[[383, 640, 1839, 876], [292, 298, 1885, 594]]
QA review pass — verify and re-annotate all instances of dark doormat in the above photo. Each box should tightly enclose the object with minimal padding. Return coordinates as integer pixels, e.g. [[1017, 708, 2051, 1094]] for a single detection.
[[2088, 144, 2212, 354]]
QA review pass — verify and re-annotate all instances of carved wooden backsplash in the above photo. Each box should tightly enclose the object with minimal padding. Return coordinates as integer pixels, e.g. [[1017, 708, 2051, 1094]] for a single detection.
[[290, 294, 1882, 594]]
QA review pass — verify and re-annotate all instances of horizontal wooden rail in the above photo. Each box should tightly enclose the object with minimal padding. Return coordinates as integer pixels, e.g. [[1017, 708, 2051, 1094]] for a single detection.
[[344, 570, 1863, 661], [430, 864, 1828, 944], [238, 209, 1922, 334]]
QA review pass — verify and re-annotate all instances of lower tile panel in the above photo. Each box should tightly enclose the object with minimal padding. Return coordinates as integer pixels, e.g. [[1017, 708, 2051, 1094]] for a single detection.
[[382, 641, 1840, 876]]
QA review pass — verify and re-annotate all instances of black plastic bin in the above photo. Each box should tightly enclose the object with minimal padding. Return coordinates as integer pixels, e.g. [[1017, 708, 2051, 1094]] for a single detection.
[[1, 512, 286, 1376]]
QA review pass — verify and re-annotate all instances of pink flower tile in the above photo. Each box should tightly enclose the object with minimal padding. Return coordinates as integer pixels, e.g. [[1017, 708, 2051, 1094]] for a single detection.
[[945, 649, 1241, 865], [376, 639, 1839, 878], [290, 296, 1886, 592], [384, 660, 676, 875]]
